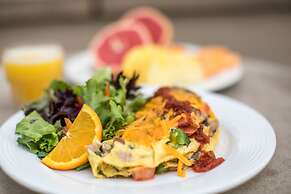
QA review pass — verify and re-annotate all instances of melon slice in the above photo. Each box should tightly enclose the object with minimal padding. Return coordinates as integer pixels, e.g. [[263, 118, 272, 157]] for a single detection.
[[123, 7, 173, 45], [90, 21, 152, 70]]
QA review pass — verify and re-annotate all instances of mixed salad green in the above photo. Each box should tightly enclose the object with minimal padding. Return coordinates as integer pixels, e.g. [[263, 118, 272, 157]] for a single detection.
[[75, 68, 145, 140], [16, 67, 145, 158], [16, 111, 59, 158]]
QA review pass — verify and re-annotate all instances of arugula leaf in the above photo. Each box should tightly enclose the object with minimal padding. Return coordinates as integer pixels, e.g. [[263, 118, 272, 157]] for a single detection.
[[16, 111, 59, 158]]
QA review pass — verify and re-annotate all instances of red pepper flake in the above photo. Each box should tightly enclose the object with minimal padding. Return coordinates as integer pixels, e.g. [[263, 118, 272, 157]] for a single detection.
[[104, 82, 110, 97], [192, 151, 224, 173]]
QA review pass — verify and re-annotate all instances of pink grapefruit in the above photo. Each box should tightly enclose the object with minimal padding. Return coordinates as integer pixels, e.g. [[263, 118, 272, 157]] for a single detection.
[[90, 21, 152, 70], [123, 7, 174, 45]]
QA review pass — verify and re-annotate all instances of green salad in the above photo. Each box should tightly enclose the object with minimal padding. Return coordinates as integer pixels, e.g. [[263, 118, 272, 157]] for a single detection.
[[16, 67, 145, 159]]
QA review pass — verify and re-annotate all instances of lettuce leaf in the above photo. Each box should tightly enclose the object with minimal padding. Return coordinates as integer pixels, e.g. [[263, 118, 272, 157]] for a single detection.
[[76, 67, 145, 140], [16, 111, 59, 158]]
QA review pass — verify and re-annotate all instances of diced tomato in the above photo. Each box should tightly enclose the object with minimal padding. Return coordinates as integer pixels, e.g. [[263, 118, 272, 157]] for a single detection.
[[132, 167, 155, 181]]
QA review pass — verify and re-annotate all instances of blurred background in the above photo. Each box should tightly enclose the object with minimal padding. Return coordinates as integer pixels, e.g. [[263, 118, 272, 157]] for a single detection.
[[0, 0, 291, 64]]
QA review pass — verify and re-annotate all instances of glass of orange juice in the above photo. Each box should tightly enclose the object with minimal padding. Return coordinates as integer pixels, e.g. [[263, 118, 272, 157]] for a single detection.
[[2, 44, 64, 106]]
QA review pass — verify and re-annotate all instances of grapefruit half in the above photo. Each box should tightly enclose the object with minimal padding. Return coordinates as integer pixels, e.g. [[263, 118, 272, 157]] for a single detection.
[[123, 7, 174, 45], [90, 21, 152, 70]]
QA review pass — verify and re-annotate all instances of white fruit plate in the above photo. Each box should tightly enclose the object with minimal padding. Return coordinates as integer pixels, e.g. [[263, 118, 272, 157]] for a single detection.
[[0, 87, 275, 194], [64, 44, 243, 91]]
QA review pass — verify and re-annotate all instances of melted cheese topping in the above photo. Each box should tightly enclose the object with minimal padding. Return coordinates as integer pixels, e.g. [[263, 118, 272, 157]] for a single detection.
[[122, 97, 182, 146], [122, 88, 215, 146]]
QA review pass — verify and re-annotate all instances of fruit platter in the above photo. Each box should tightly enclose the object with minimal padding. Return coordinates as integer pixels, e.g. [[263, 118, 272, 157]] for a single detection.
[[64, 7, 243, 90]]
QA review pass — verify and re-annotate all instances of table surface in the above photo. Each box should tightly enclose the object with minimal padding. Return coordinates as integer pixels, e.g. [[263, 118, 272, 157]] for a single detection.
[[0, 14, 291, 194]]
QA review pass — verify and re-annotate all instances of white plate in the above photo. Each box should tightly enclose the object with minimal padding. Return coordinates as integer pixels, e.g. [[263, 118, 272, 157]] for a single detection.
[[64, 44, 243, 91], [0, 88, 275, 194]]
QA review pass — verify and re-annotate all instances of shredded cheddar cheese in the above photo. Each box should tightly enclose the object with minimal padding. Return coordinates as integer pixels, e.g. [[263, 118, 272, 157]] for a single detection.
[[164, 144, 192, 166], [177, 160, 186, 177], [121, 96, 182, 147], [122, 115, 178, 146]]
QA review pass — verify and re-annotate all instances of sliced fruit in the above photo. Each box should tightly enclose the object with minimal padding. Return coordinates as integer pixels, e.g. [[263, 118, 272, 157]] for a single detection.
[[122, 45, 166, 83], [196, 47, 240, 77], [123, 7, 173, 44], [64, 118, 73, 130], [42, 104, 102, 170], [90, 21, 152, 71], [122, 45, 204, 85]]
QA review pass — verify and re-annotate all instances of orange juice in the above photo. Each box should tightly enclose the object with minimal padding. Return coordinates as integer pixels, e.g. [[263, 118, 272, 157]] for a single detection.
[[2, 45, 64, 105]]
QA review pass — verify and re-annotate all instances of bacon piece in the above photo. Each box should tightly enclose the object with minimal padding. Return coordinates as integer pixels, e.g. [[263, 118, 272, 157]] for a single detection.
[[178, 120, 191, 128], [155, 87, 211, 143], [165, 97, 193, 114], [191, 126, 210, 144], [181, 127, 196, 136], [178, 113, 193, 127], [155, 87, 193, 114], [192, 151, 224, 173], [132, 167, 156, 181], [154, 87, 171, 97], [178, 113, 199, 136]]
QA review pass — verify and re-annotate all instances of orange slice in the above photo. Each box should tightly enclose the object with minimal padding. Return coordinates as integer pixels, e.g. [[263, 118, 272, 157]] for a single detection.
[[196, 47, 240, 77], [42, 104, 102, 170]]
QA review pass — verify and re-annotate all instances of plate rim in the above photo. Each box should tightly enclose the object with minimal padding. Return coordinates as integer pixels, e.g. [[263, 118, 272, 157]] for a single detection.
[[0, 91, 276, 194]]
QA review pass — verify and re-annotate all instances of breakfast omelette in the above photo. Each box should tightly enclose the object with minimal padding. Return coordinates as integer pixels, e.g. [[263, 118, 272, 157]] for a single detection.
[[87, 87, 224, 180]]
